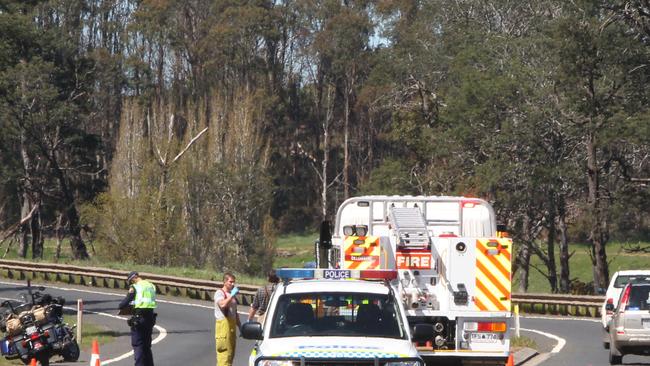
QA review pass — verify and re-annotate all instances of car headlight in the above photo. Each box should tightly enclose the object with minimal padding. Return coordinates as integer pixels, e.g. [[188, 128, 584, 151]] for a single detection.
[[258, 360, 297, 366], [384, 361, 422, 366]]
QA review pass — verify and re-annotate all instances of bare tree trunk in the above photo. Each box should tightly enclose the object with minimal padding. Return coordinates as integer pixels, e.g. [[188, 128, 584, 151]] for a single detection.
[[19, 195, 30, 258], [55, 213, 64, 261], [546, 192, 558, 293], [343, 80, 350, 199], [558, 205, 570, 293], [321, 85, 334, 218], [30, 205, 43, 259], [518, 243, 530, 293], [586, 132, 609, 291], [47, 151, 89, 260], [19, 129, 33, 258]]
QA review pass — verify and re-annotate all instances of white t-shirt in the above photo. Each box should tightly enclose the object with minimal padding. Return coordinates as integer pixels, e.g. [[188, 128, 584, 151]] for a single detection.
[[214, 289, 237, 320]]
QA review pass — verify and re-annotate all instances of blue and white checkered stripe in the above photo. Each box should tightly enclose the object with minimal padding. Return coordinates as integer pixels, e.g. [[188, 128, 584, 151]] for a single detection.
[[272, 345, 403, 358]]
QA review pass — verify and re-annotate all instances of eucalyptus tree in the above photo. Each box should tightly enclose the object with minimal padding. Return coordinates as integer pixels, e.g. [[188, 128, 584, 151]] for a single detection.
[[0, 1, 97, 260], [549, 1, 650, 291]]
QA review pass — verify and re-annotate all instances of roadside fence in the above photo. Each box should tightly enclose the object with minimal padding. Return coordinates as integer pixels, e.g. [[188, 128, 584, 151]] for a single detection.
[[0, 260, 604, 316]]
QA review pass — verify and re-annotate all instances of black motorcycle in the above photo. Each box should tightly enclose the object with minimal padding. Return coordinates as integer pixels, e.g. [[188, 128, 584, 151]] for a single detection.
[[0, 283, 80, 366]]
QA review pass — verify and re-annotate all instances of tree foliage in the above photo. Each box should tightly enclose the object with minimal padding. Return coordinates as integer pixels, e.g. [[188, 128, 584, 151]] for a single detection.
[[0, 0, 648, 283]]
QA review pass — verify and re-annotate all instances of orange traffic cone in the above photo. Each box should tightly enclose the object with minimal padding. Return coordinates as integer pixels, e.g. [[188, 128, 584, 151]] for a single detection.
[[506, 353, 514, 366], [89, 339, 101, 366], [29, 358, 36, 366]]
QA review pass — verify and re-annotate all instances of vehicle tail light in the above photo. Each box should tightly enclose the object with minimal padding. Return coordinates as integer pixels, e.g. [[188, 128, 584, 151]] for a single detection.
[[619, 285, 632, 313], [606, 298, 614, 314], [477, 322, 507, 332], [461, 201, 478, 208]]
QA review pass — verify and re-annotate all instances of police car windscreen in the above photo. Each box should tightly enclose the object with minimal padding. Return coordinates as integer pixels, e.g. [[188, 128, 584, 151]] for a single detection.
[[269, 293, 407, 339]]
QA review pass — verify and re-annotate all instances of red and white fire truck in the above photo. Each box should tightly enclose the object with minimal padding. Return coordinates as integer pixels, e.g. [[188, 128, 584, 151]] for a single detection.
[[317, 195, 512, 366]]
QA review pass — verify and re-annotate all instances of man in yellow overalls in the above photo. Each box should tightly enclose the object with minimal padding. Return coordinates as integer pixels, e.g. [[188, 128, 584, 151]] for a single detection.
[[214, 272, 240, 366]]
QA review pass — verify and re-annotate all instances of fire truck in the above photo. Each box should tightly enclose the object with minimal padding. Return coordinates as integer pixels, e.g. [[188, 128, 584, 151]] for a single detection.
[[316, 196, 512, 366]]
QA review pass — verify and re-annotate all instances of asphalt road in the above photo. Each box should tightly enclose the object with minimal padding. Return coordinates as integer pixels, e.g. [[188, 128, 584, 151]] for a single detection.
[[3, 280, 650, 366], [0, 280, 255, 366], [520, 316, 650, 366]]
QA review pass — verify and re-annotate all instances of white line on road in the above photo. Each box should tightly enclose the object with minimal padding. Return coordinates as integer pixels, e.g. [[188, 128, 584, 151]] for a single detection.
[[0, 279, 248, 365], [515, 314, 600, 354], [519, 327, 566, 353]]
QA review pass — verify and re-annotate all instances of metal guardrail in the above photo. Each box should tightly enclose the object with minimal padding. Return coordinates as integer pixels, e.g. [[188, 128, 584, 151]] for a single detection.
[[512, 292, 604, 317], [0, 259, 259, 305], [0, 259, 605, 316]]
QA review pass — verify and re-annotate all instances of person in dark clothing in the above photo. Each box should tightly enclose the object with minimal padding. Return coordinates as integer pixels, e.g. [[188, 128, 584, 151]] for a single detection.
[[119, 271, 157, 366], [247, 270, 279, 325]]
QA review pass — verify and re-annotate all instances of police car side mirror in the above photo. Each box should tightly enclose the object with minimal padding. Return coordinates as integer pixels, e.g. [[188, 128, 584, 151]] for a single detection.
[[241, 322, 263, 340], [606, 303, 615, 312], [412, 324, 434, 343]]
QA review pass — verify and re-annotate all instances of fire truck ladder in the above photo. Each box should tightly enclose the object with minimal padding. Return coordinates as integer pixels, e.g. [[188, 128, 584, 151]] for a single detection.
[[388, 207, 430, 248]]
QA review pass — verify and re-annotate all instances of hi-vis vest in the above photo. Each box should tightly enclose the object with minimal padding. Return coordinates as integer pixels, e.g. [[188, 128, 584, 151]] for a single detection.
[[133, 280, 157, 309]]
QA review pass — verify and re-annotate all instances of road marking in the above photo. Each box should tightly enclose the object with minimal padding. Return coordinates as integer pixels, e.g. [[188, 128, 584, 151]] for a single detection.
[[519, 327, 565, 353], [0, 279, 248, 364], [514, 314, 598, 354]]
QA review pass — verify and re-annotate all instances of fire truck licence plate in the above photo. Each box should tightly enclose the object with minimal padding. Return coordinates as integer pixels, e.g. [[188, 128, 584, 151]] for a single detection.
[[470, 332, 499, 342]]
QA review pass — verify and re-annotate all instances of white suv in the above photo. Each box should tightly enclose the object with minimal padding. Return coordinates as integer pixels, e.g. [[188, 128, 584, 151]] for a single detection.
[[601, 270, 650, 348]]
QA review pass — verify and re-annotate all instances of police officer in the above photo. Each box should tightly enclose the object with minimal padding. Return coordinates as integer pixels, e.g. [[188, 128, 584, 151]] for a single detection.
[[119, 271, 157, 366]]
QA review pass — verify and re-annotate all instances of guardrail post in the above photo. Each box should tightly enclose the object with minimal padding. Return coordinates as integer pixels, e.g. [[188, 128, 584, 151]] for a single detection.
[[514, 304, 520, 337], [77, 299, 83, 345]]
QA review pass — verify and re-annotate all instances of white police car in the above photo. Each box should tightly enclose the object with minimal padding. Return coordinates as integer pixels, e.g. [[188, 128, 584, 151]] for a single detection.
[[241, 268, 426, 366]]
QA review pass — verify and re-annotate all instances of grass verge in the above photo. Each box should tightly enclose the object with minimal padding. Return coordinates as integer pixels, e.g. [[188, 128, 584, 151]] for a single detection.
[[511, 335, 537, 353]]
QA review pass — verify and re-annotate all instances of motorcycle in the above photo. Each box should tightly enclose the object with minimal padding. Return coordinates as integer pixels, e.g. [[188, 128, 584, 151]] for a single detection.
[[0, 282, 80, 366]]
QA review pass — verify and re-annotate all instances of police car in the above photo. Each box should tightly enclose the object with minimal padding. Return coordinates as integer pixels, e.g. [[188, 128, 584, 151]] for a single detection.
[[241, 268, 426, 366]]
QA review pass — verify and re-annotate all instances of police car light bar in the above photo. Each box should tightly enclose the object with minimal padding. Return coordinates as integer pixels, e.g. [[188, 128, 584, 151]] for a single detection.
[[276, 268, 397, 281]]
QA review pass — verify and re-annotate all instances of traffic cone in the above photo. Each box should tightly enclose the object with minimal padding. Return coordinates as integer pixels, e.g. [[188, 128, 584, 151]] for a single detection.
[[506, 353, 514, 366], [29, 358, 36, 366], [89, 339, 101, 366]]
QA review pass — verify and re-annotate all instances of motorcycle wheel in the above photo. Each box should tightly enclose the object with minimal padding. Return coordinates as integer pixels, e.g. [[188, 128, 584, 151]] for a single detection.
[[61, 340, 80, 362]]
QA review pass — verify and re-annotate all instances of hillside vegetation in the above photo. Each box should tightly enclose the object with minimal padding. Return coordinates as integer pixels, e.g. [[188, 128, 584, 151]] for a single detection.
[[0, 1, 648, 293]]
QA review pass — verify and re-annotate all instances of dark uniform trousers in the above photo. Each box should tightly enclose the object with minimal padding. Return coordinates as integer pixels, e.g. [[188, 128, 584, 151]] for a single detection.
[[131, 310, 156, 366]]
